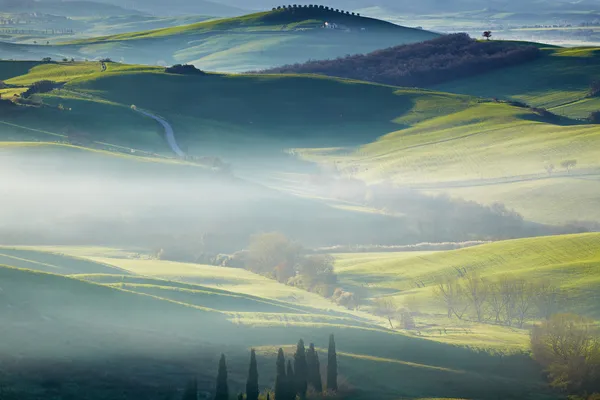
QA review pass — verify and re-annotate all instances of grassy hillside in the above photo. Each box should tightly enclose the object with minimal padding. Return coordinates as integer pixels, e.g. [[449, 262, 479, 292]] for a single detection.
[[299, 99, 600, 224], [0, 60, 468, 153], [0, 247, 557, 399], [333, 232, 600, 346], [1, 8, 438, 72], [3, 59, 600, 225], [435, 47, 600, 119]]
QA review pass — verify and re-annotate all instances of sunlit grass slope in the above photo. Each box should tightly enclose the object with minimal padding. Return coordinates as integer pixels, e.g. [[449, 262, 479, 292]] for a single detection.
[[0, 249, 555, 399], [335, 233, 600, 320], [7, 9, 438, 72], [435, 47, 600, 119], [301, 100, 600, 224]]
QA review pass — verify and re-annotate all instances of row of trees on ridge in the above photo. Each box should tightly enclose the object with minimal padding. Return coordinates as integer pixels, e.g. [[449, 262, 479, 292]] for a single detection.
[[271, 5, 360, 16]]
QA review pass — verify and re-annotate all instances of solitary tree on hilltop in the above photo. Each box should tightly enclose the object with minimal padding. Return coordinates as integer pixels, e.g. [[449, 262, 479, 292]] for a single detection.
[[483, 31, 492, 40], [246, 349, 259, 400], [327, 334, 337, 392], [214, 354, 229, 400]]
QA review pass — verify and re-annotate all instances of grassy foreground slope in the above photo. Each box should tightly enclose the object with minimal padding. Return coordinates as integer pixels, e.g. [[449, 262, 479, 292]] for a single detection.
[[435, 47, 600, 119], [0, 249, 554, 400], [4, 8, 438, 72]]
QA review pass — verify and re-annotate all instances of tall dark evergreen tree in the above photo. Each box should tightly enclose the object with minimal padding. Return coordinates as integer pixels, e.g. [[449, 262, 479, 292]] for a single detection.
[[293, 340, 308, 399], [215, 354, 229, 400], [327, 334, 337, 392], [286, 360, 295, 400], [314, 350, 323, 392], [182, 378, 198, 400], [246, 349, 259, 400], [274, 348, 287, 400], [306, 343, 323, 392]]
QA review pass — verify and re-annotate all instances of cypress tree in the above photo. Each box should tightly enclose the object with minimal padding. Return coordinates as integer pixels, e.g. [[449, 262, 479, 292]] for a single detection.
[[182, 378, 198, 400], [274, 348, 287, 400], [293, 340, 308, 399], [306, 343, 323, 393], [246, 349, 259, 400], [314, 350, 323, 392], [327, 334, 337, 392], [215, 354, 229, 400], [286, 360, 295, 400]]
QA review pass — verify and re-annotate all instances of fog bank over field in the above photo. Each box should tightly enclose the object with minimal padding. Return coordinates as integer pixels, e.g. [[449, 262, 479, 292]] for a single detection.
[[0, 148, 586, 256]]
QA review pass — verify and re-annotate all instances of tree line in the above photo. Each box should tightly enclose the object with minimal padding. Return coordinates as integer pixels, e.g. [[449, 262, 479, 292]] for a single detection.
[[185, 335, 339, 400], [270, 4, 360, 16], [259, 33, 541, 88], [433, 272, 564, 328]]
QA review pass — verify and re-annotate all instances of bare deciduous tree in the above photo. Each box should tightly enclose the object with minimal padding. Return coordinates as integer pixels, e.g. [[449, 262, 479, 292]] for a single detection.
[[513, 279, 536, 328], [463, 273, 488, 322], [433, 278, 469, 319], [561, 159, 577, 173], [534, 281, 562, 320], [487, 280, 506, 324]]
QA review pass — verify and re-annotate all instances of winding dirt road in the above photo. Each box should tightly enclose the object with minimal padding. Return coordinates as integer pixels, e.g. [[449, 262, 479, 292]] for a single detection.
[[133, 107, 185, 157]]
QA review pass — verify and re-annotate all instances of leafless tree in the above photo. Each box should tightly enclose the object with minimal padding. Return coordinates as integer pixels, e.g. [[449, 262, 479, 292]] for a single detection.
[[433, 278, 469, 319], [513, 279, 536, 328], [373, 297, 397, 328], [561, 159, 577, 173], [534, 281, 563, 320], [486, 280, 506, 324], [463, 273, 488, 322]]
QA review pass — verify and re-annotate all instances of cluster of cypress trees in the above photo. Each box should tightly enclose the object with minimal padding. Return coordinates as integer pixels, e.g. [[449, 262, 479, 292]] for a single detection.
[[275, 335, 335, 400], [183, 334, 338, 400]]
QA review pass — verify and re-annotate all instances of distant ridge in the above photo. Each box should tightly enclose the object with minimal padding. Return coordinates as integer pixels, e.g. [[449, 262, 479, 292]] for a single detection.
[[11, 7, 437, 71], [62, 0, 250, 16]]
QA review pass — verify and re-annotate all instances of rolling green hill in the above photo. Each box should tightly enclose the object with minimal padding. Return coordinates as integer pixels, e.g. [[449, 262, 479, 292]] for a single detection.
[[299, 99, 600, 224], [333, 233, 600, 350], [0, 8, 439, 72], [0, 247, 557, 400], [435, 46, 600, 120], [2, 59, 600, 225]]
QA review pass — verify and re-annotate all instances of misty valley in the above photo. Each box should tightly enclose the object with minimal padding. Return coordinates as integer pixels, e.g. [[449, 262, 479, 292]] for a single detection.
[[1, 1, 600, 400]]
